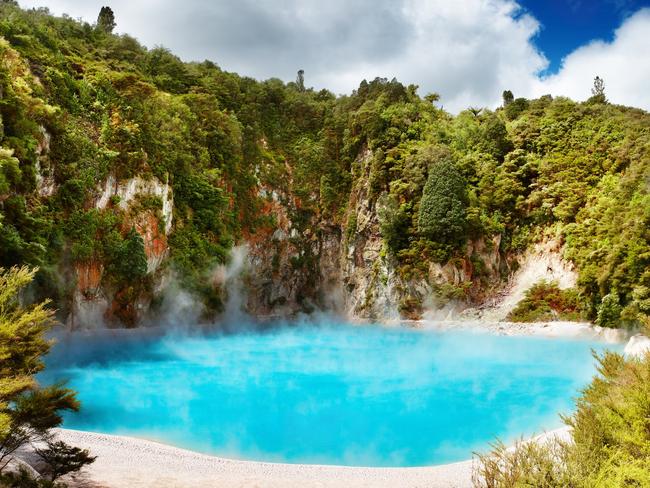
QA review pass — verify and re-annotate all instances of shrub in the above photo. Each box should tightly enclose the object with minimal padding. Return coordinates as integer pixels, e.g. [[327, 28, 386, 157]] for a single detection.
[[0, 147, 21, 194], [57, 179, 86, 209], [473, 351, 650, 487], [595, 292, 622, 328], [507, 280, 586, 322], [566, 352, 650, 486], [345, 213, 357, 243], [105, 227, 148, 284], [0, 467, 64, 487], [377, 193, 410, 254], [504, 98, 529, 121], [473, 437, 572, 488], [34, 440, 96, 483], [398, 295, 422, 319]]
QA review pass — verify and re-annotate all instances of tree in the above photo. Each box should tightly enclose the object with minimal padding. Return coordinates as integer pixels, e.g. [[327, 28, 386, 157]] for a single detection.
[[591, 76, 605, 96], [424, 92, 440, 104], [596, 292, 622, 327], [502, 90, 514, 106], [504, 97, 529, 120], [145, 47, 195, 93], [478, 113, 513, 160], [296, 69, 305, 92], [96, 6, 116, 34], [0, 266, 60, 467], [109, 227, 148, 283], [589, 76, 606, 103], [418, 158, 468, 246], [35, 441, 96, 482], [377, 194, 411, 254], [291, 136, 324, 204], [0, 267, 93, 481]]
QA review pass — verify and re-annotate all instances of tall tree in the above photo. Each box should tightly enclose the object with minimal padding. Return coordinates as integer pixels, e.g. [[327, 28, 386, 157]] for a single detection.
[[97, 6, 116, 34], [0, 267, 94, 481], [502, 90, 514, 106], [296, 69, 305, 92], [590, 76, 606, 103], [418, 158, 468, 246]]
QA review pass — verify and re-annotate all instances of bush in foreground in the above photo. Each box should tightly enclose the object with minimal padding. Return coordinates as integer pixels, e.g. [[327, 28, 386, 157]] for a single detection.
[[473, 437, 572, 488], [0, 267, 95, 486], [473, 350, 650, 487]]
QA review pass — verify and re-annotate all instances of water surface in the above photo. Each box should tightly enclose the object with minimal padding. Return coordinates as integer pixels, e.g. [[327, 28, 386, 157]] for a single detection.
[[41, 322, 620, 466]]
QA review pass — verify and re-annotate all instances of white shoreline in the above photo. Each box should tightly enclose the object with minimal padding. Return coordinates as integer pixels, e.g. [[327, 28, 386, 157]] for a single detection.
[[408, 319, 631, 343], [54, 427, 570, 488]]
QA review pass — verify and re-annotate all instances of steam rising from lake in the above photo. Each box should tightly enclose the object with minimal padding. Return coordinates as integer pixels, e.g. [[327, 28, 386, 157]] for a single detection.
[[41, 321, 621, 467]]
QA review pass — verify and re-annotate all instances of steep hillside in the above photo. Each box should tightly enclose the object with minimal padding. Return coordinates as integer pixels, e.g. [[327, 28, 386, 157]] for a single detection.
[[0, 4, 648, 328]]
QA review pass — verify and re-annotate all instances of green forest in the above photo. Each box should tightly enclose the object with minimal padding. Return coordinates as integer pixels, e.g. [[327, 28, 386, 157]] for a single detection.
[[0, 2, 647, 328]]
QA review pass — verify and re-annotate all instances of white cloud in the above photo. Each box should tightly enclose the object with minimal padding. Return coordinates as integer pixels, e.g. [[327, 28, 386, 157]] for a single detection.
[[533, 8, 650, 109], [364, 0, 549, 112], [15, 1, 650, 112]]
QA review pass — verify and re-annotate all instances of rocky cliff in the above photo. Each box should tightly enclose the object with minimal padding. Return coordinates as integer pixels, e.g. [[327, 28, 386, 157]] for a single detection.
[[57, 147, 579, 327], [240, 148, 523, 323], [68, 173, 174, 328]]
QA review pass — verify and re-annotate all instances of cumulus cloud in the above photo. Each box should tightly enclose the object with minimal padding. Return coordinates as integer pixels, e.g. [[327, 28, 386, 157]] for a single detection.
[[15, 0, 650, 112], [533, 8, 650, 109], [373, 0, 547, 111]]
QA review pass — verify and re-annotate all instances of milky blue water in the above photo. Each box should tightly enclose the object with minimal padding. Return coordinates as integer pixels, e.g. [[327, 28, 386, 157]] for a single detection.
[[41, 322, 621, 467]]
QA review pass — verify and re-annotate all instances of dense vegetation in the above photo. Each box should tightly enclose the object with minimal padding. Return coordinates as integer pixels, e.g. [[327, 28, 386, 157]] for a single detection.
[[0, 267, 94, 485], [0, 3, 647, 326], [474, 349, 650, 487]]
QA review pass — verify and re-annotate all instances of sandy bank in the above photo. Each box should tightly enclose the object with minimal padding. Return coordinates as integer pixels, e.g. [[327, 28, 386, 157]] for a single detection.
[[54, 429, 475, 488], [400, 319, 629, 344], [53, 428, 571, 488], [56, 428, 569, 488]]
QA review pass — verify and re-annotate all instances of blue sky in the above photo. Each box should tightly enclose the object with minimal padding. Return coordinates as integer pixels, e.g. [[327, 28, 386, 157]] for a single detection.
[[17, 0, 650, 112], [520, 0, 650, 73]]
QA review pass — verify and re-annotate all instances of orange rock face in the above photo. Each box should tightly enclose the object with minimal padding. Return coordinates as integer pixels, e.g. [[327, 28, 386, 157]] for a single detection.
[[242, 195, 289, 246], [76, 261, 103, 296], [133, 212, 168, 265]]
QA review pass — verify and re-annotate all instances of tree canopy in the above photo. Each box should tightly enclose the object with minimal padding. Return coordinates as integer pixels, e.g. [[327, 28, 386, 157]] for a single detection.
[[97, 6, 116, 34], [0, 267, 94, 484]]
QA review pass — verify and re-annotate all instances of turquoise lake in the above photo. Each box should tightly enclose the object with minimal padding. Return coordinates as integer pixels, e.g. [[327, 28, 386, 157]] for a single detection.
[[41, 322, 621, 467]]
